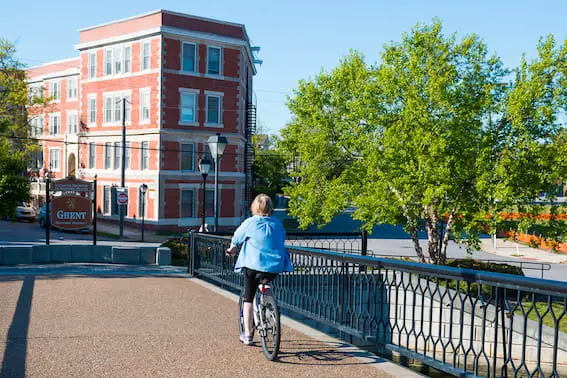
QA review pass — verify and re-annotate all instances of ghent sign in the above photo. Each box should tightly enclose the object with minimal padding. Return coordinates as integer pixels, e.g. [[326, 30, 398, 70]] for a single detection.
[[51, 195, 92, 230]]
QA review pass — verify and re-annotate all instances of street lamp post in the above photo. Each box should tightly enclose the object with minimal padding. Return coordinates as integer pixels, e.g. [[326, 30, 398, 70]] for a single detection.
[[207, 133, 228, 232], [140, 183, 148, 242], [198, 157, 212, 232]]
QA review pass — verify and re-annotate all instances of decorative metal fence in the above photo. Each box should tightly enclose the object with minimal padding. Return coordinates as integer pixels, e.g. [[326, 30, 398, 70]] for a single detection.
[[188, 232, 567, 377]]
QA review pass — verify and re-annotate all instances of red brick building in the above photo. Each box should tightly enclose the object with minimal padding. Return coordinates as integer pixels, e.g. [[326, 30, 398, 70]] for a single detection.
[[26, 10, 258, 230]]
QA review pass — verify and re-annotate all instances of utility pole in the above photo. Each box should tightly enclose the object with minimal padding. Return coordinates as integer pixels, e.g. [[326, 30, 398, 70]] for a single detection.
[[119, 98, 126, 239]]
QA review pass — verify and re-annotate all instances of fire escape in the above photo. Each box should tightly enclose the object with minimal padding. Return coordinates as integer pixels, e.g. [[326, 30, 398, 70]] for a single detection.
[[244, 103, 257, 204]]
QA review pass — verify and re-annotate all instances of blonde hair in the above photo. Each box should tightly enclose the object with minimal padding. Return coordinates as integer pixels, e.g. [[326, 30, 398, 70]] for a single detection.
[[251, 194, 273, 216]]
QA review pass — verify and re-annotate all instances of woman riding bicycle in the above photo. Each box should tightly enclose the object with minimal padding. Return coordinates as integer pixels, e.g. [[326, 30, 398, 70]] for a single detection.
[[226, 194, 293, 345]]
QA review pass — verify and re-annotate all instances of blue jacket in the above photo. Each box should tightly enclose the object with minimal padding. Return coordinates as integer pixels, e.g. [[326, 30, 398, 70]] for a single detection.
[[232, 215, 293, 273]]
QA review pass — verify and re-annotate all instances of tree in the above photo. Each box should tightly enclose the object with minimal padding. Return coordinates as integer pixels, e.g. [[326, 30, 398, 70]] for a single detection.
[[0, 39, 39, 217], [281, 21, 567, 264], [252, 134, 289, 201]]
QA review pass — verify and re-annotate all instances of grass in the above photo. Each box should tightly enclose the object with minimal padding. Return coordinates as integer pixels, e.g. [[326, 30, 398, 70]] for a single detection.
[[94, 230, 121, 240], [516, 302, 567, 333]]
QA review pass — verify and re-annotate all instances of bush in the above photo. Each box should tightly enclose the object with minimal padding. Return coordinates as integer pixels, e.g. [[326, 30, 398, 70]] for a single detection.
[[161, 238, 187, 267]]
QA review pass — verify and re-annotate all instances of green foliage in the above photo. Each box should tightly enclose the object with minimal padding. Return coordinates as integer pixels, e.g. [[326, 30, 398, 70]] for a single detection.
[[252, 133, 289, 202], [0, 39, 39, 217], [161, 238, 187, 266], [281, 20, 567, 264]]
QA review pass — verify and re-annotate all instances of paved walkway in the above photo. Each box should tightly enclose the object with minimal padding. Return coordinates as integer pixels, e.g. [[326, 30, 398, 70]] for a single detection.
[[479, 238, 567, 264], [0, 264, 416, 377]]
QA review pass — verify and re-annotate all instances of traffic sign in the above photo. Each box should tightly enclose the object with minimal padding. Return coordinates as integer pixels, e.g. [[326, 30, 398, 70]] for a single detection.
[[117, 191, 128, 206]]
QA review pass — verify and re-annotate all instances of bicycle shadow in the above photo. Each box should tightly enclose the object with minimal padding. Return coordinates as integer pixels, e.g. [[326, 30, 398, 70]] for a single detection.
[[274, 339, 387, 366]]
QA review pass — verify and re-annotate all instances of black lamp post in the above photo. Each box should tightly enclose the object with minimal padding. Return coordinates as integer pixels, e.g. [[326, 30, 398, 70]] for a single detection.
[[207, 133, 228, 232], [198, 157, 212, 232], [140, 183, 148, 242]]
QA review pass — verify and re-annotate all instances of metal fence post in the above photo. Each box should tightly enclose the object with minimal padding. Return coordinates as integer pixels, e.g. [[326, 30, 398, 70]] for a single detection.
[[188, 229, 195, 275]]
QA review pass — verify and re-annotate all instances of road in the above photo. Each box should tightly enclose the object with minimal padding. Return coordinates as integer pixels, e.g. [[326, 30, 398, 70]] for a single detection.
[[0, 220, 159, 247]]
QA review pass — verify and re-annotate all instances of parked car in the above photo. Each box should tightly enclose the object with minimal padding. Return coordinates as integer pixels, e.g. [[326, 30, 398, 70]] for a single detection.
[[15, 202, 36, 222]]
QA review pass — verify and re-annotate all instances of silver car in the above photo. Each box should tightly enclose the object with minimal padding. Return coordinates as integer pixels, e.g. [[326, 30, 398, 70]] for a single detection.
[[15, 202, 37, 222]]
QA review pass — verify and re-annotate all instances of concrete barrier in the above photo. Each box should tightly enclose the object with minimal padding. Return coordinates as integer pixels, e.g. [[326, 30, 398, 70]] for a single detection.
[[3, 246, 33, 265], [0, 245, 168, 266], [140, 247, 156, 265], [32, 245, 51, 263], [52, 245, 72, 263], [111, 247, 141, 265], [92, 246, 112, 263], [71, 245, 93, 263], [156, 247, 172, 266]]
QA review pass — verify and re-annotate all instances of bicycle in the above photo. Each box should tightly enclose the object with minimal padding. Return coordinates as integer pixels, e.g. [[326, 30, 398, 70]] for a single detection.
[[238, 279, 281, 361]]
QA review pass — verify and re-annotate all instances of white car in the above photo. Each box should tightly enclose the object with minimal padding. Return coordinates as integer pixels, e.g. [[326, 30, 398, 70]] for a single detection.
[[15, 202, 36, 222]]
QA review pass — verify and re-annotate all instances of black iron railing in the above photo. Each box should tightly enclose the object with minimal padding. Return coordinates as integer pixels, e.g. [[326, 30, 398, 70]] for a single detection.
[[188, 232, 567, 377]]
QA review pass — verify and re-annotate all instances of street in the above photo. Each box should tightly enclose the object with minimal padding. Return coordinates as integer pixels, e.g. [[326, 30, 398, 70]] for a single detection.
[[0, 220, 160, 247]]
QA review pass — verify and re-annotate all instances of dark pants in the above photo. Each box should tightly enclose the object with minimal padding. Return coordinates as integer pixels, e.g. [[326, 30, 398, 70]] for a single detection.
[[243, 268, 278, 303]]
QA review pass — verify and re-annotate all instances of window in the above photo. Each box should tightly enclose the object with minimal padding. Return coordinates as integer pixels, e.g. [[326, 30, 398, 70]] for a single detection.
[[67, 111, 78, 134], [49, 80, 60, 101], [49, 113, 60, 135], [111, 187, 119, 215], [49, 149, 60, 171], [124, 46, 131, 73], [142, 41, 150, 70], [36, 147, 44, 170], [180, 144, 194, 171], [181, 190, 194, 218], [88, 95, 96, 125], [104, 142, 112, 169], [105, 49, 113, 76], [114, 142, 121, 170], [103, 186, 110, 214], [207, 46, 221, 75], [138, 186, 146, 217], [125, 142, 131, 169], [181, 42, 196, 72], [88, 52, 96, 79], [28, 84, 43, 102], [140, 89, 150, 123], [205, 189, 214, 217], [114, 46, 122, 74], [89, 142, 96, 168], [180, 91, 197, 124], [141, 141, 149, 170], [104, 96, 113, 123], [67, 78, 78, 100], [103, 93, 130, 124], [206, 95, 221, 125]]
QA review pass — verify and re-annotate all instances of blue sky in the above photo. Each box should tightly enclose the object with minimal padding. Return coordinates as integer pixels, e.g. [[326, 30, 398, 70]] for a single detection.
[[2, 0, 566, 134]]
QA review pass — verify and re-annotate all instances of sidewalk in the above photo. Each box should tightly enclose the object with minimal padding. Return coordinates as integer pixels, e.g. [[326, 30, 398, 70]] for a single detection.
[[479, 237, 567, 264], [95, 222, 177, 244], [0, 265, 416, 377]]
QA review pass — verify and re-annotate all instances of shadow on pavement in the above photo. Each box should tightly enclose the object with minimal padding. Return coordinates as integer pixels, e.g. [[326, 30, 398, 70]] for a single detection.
[[1, 275, 35, 377]]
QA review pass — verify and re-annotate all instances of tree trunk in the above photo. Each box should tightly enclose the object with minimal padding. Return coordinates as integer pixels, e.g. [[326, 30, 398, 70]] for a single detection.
[[440, 212, 454, 266], [424, 209, 439, 264], [409, 219, 426, 263]]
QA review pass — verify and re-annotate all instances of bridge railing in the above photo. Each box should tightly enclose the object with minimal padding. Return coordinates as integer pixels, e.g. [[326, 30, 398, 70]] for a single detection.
[[188, 232, 567, 377]]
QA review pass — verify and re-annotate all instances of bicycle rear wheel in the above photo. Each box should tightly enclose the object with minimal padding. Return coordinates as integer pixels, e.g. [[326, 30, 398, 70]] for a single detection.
[[259, 295, 280, 361]]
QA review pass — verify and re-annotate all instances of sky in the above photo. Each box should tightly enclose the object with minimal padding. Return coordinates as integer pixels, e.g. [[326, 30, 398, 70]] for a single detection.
[[2, 0, 567, 135]]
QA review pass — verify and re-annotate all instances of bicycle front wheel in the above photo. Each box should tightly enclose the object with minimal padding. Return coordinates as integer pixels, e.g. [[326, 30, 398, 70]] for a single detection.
[[238, 290, 245, 337], [260, 295, 280, 361]]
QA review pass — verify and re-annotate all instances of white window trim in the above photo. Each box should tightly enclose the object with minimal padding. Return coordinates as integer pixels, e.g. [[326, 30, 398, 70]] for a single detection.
[[139, 88, 151, 125], [113, 141, 122, 170], [87, 94, 97, 127], [180, 189, 195, 218], [141, 40, 151, 71], [66, 77, 78, 102], [48, 112, 61, 136], [180, 142, 195, 171], [123, 44, 133, 74], [206, 45, 223, 77], [104, 48, 113, 77], [205, 92, 223, 127], [104, 142, 113, 170], [179, 88, 199, 126], [89, 142, 96, 169], [48, 147, 61, 172], [140, 141, 149, 170], [88, 51, 97, 79], [102, 90, 132, 126], [66, 110, 78, 134], [181, 41, 197, 73], [49, 80, 61, 103]]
